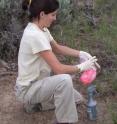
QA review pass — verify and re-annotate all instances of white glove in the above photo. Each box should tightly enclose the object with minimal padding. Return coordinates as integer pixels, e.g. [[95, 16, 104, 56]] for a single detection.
[[79, 51, 92, 63], [79, 51, 101, 70], [76, 56, 97, 72], [94, 62, 101, 70]]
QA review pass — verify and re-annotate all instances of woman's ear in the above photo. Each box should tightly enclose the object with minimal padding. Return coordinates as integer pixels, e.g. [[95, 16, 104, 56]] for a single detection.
[[40, 11, 45, 18]]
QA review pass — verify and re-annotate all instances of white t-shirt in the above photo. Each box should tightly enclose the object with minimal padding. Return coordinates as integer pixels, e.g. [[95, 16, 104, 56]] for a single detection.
[[16, 23, 54, 86]]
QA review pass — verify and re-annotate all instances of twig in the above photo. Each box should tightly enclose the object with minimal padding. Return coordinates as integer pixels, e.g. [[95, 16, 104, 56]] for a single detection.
[[0, 59, 10, 69], [0, 71, 16, 77]]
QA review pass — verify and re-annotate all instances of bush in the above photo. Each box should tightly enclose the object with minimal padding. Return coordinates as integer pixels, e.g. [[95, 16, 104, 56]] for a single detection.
[[0, 0, 23, 61]]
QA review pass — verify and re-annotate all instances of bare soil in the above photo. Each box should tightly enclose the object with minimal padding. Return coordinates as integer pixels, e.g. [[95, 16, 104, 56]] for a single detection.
[[0, 65, 116, 124]]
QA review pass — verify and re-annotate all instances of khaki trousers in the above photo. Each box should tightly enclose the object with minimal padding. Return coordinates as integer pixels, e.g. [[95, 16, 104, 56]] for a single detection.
[[15, 74, 83, 123]]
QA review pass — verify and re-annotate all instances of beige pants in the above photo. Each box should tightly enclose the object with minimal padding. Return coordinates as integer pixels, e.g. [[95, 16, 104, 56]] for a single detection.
[[15, 74, 83, 123]]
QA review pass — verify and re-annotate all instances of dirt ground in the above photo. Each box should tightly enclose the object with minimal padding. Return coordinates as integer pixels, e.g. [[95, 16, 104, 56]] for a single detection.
[[0, 64, 115, 124]]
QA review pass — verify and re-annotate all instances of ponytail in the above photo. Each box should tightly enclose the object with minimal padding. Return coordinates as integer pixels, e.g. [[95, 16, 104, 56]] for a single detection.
[[22, 0, 32, 11], [22, 0, 59, 21]]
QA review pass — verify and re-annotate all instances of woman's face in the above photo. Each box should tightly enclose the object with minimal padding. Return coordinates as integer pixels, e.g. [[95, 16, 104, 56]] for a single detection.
[[40, 10, 58, 28]]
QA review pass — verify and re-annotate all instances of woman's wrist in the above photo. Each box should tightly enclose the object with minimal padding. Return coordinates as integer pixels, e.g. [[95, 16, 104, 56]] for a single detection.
[[77, 50, 80, 57], [75, 65, 81, 73]]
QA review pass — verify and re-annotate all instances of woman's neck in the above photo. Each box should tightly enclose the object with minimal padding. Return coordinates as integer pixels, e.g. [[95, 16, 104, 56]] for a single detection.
[[33, 19, 45, 31]]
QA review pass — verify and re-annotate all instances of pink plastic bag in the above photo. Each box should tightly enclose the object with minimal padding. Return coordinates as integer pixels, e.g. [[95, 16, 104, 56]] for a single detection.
[[80, 69, 97, 85]]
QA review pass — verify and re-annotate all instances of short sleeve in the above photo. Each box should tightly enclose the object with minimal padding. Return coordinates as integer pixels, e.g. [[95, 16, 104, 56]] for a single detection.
[[45, 28, 54, 42], [29, 33, 52, 54]]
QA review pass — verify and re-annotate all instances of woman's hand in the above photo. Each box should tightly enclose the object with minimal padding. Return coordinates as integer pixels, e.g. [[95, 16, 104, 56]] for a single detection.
[[79, 51, 101, 70], [79, 51, 92, 63], [76, 56, 97, 72]]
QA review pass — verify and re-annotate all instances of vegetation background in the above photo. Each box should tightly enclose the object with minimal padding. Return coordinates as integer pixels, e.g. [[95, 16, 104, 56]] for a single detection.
[[0, 0, 117, 124]]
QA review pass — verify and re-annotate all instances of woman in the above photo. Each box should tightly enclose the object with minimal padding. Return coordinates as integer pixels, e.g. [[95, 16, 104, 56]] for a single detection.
[[15, 0, 98, 123]]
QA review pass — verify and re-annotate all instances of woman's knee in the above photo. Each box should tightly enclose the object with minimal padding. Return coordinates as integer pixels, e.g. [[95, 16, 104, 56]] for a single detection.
[[59, 74, 73, 88]]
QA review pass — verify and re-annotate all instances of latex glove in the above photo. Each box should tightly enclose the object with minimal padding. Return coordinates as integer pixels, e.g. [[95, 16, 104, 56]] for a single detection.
[[79, 51, 92, 63], [76, 56, 97, 72], [94, 62, 101, 70], [79, 51, 101, 70]]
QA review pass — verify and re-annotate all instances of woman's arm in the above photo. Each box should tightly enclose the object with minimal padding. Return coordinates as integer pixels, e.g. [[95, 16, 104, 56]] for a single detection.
[[38, 50, 97, 75], [50, 41, 80, 57], [39, 50, 78, 74]]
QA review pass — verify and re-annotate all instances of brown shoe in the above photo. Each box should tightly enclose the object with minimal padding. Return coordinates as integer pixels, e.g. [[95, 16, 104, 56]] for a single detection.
[[24, 103, 42, 113]]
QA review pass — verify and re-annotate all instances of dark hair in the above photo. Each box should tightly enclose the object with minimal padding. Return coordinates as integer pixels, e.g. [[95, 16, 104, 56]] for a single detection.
[[22, 0, 59, 20]]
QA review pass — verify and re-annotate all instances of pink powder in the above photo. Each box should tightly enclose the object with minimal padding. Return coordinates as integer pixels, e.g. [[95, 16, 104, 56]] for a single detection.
[[80, 69, 97, 85]]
